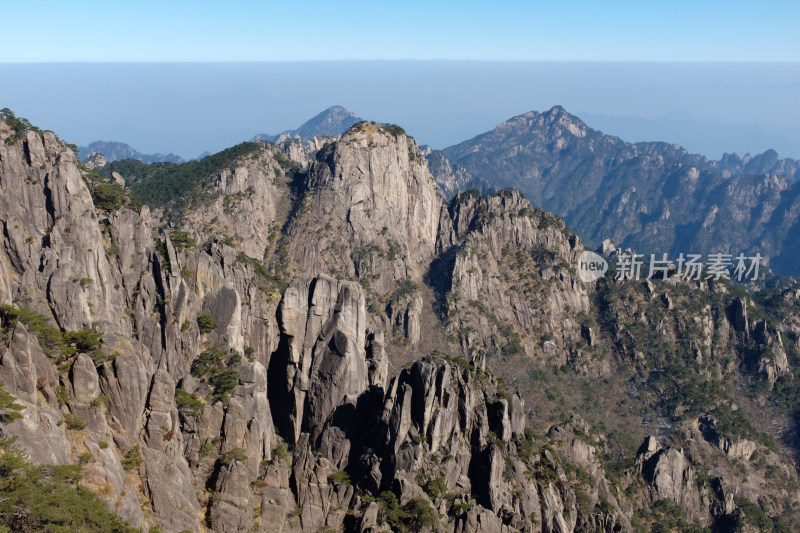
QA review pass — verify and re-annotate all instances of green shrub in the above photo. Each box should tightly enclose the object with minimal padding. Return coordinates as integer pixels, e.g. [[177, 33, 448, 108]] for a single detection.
[[174, 388, 204, 415], [406, 498, 438, 530], [77, 452, 94, 465], [328, 470, 351, 486], [200, 442, 216, 456], [273, 442, 289, 461], [63, 328, 103, 356], [734, 498, 773, 531], [91, 393, 109, 406], [382, 124, 406, 137], [650, 499, 693, 532], [170, 231, 197, 250], [197, 313, 218, 333], [221, 447, 247, 465], [0, 381, 24, 422], [55, 385, 69, 405], [0, 304, 64, 356], [377, 492, 438, 530], [121, 445, 143, 470], [425, 477, 447, 499], [386, 239, 401, 261], [209, 369, 239, 397], [394, 278, 418, 299], [0, 108, 40, 145], [449, 356, 475, 372], [191, 347, 226, 378], [189, 347, 239, 401], [78, 277, 94, 287], [98, 441, 109, 449], [378, 491, 406, 527], [92, 182, 128, 211], [63, 414, 87, 430], [451, 502, 472, 515], [712, 403, 776, 450]]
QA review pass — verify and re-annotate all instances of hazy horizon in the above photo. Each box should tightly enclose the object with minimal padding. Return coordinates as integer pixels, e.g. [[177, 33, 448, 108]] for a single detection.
[[1, 61, 798, 160]]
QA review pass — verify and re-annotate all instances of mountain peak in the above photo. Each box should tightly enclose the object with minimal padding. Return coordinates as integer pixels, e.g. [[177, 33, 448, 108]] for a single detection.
[[253, 106, 363, 144], [543, 105, 588, 129], [520, 105, 570, 120], [509, 106, 588, 134], [295, 106, 361, 139]]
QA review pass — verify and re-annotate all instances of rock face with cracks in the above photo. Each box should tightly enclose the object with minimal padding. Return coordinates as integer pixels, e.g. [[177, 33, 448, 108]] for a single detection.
[[1, 113, 799, 532]]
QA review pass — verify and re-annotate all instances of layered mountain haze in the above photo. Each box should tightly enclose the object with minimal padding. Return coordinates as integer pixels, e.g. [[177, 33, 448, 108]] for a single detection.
[[78, 140, 186, 165], [78, 106, 363, 167], [438, 106, 800, 275], [2, 107, 800, 532]]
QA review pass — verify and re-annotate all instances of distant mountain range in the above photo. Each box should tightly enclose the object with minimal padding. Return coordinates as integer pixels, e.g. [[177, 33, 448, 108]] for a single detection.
[[251, 105, 362, 144], [77, 106, 361, 166], [77, 140, 185, 164], [579, 111, 800, 162], [433, 106, 800, 275]]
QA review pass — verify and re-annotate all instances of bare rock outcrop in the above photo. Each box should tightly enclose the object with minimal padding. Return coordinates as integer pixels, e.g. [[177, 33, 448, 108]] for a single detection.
[[0, 322, 69, 464], [637, 436, 709, 525], [440, 189, 592, 369], [286, 125, 444, 296], [178, 144, 291, 261], [270, 275, 378, 445]]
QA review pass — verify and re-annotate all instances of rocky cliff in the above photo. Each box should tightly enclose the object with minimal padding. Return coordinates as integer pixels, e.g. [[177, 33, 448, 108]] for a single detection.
[[1, 109, 799, 532]]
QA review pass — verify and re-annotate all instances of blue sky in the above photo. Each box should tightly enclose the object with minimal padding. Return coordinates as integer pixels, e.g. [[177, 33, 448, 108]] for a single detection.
[[1, 2, 798, 160], [3, 61, 797, 159], [2, 0, 799, 62]]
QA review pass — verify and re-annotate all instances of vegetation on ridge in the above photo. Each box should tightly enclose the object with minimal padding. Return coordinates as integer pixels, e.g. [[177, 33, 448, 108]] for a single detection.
[[0, 108, 40, 146], [1, 305, 105, 363], [96, 142, 261, 219]]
